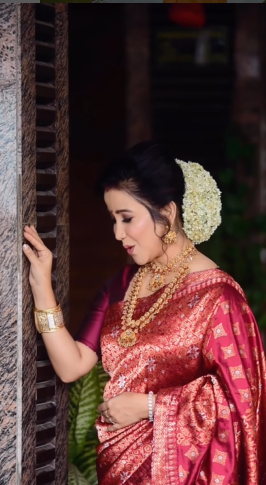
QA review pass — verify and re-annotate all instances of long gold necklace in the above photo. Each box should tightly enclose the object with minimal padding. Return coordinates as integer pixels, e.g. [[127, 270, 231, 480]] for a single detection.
[[118, 242, 198, 348]]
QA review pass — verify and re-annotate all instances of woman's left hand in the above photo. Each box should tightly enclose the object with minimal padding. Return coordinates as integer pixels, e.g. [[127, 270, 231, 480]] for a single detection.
[[98, 392, 155, 432]]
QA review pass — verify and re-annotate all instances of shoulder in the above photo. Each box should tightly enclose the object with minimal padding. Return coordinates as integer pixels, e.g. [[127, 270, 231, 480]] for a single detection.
[[185, 266, 246, 305], [204, 270, 248, 313], [188, 251, 218, 274], [210, 281, 258, 341]]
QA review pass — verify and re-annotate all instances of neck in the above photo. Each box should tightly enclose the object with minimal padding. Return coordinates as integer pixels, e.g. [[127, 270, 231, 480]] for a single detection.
[[153, 233, 191, 266]]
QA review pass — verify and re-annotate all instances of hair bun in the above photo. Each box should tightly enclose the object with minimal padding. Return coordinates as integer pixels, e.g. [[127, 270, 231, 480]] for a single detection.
[[175, 160, 222, 245]]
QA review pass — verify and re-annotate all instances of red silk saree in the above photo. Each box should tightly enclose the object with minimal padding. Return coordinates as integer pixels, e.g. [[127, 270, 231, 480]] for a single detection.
[[77, 267, 266, 485]]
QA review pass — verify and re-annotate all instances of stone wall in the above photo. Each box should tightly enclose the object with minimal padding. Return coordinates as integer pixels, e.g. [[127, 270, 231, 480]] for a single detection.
[[0, 5, 36, 483], [0, 4, 69, 484]]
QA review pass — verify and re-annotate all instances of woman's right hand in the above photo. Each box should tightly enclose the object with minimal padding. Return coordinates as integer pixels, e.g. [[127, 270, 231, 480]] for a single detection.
[[23, 226, 98, 382], [23, 225, 53, 291]]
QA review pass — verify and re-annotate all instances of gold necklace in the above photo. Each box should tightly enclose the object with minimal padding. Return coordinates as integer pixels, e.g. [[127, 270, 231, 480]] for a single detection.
[[146, 240, 195, 292], [118, 242, 198, 348]]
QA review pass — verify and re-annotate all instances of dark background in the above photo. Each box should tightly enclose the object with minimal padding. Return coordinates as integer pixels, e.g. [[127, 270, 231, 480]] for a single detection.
[[68, 5, 266, 335]]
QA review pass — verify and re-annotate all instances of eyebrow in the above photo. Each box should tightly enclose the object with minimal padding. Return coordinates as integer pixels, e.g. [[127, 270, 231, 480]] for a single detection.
[[109, 209, 133, 214]]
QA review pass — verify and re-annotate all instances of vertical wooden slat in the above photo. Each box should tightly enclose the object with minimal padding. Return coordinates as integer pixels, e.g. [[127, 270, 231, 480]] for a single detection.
[[54, 5, 69, 485], [35, 4, 57, 482], [34, 4, 69, 485]]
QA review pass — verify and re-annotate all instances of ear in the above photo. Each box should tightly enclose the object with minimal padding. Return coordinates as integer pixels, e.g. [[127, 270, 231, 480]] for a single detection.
[[160, 201, 177, 227]]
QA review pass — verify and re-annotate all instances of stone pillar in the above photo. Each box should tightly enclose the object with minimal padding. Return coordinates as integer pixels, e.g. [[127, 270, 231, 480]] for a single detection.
[[0, 5, 34, 483], [0, 4, 69, 484]]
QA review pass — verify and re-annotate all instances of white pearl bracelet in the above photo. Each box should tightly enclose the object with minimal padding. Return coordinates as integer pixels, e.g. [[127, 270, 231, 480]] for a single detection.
[[148, 391, 154, 422]]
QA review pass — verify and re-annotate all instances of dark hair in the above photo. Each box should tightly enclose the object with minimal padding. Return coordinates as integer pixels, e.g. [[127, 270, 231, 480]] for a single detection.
[[97, 141, 185, 237]]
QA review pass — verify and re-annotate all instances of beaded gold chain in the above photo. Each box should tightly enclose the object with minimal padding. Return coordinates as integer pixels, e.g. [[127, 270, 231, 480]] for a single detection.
[[118, 242, 198, 348], [146, 241, 195, 292]]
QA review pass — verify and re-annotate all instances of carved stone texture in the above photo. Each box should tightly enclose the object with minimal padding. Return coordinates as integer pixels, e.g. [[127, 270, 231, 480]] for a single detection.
[[0, 5, 20, 485], [0, 4, 36, 485]]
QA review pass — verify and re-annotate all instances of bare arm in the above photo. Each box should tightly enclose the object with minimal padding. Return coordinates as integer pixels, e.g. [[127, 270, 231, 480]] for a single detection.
[[23, 225, 98, 383], [42, 328, 98, 383]]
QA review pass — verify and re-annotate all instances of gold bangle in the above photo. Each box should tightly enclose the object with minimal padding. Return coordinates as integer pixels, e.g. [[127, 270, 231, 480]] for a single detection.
[[34, 304, 65, 333]]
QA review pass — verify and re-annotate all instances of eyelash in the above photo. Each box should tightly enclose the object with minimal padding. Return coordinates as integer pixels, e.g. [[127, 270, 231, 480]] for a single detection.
[[111, 217, 133, 224]]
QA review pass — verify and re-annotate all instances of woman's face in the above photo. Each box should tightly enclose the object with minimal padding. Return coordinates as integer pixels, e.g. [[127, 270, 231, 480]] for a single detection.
[[104, 189, 166, 265]]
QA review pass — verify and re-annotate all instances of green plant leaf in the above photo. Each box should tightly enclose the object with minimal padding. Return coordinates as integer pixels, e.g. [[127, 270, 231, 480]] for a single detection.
[[73, 427, 99, 485], [68, 367, 100, 461], [68, 361, 109, 464], [68, 464, 92, 485]]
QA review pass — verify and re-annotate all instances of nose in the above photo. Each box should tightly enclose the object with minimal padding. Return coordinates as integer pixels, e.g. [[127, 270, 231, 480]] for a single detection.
[[114, 222, 126, 241]]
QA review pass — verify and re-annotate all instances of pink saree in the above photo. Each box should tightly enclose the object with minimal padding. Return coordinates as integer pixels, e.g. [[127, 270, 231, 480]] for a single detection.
[[77, 267, 266, 485]]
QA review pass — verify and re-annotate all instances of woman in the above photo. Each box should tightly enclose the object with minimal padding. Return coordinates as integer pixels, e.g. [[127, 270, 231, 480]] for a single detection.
[[23, 142, 266, 485]]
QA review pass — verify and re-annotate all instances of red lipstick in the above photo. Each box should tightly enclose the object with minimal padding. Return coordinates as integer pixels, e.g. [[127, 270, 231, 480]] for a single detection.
[[123, 245, 135, 255]]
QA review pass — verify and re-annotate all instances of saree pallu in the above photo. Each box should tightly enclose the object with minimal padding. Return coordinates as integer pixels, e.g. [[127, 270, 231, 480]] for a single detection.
[[95, 269, 266, 485]]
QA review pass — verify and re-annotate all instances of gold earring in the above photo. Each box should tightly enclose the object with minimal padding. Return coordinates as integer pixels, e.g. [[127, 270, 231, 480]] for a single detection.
[[162, 224, 177, 245]]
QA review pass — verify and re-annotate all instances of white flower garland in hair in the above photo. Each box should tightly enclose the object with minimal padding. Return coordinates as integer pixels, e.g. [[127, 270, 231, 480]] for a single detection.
[[175, 159, 222, 245]]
